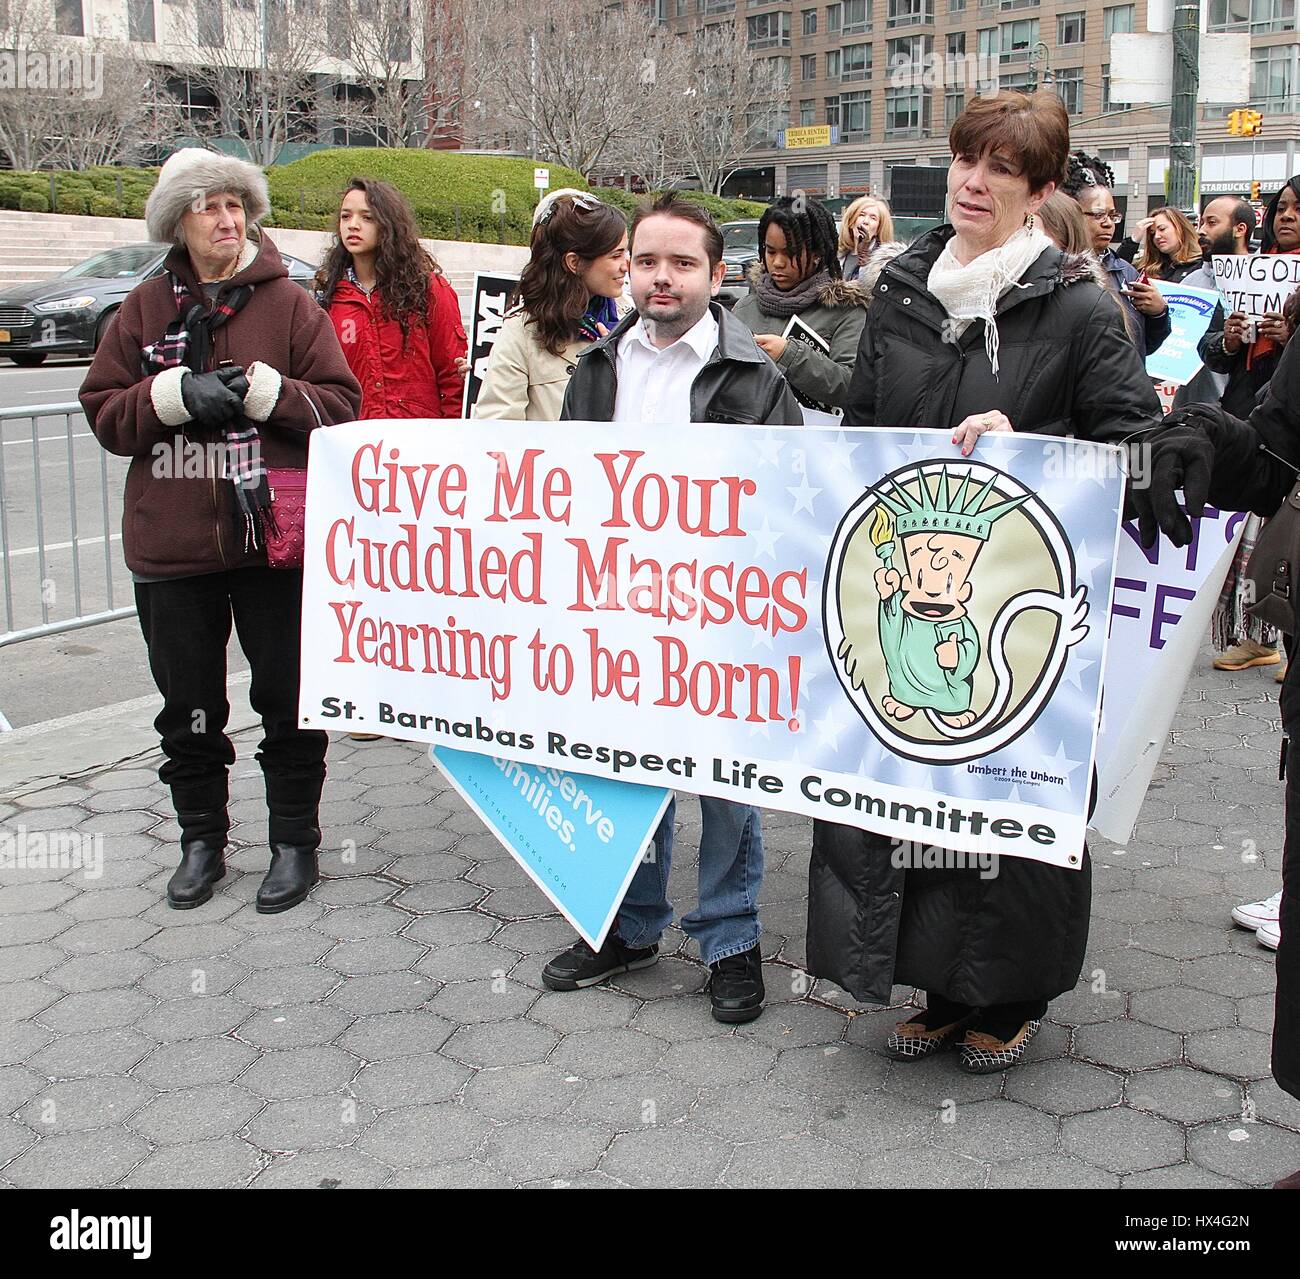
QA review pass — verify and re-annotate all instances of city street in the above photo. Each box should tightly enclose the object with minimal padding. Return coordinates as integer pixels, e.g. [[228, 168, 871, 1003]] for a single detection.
[[0, 649, 1296, 1189]]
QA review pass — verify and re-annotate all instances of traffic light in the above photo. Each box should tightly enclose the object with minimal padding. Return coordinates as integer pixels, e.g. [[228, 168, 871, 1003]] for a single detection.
[[1252, 180, 1262, 201], [1228, 108, 1264, 136]]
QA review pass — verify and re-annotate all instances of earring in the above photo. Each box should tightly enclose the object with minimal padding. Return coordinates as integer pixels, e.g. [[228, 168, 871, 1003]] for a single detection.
[[1024, 211, 1036, 231]]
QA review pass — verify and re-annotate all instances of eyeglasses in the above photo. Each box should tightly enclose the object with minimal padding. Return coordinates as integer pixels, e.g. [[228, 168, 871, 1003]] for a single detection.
[[1082, 211, 1119, 224]]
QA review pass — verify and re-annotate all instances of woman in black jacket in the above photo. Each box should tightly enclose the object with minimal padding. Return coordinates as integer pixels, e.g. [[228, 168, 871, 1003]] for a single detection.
[[811, 90, 1162, 1074]]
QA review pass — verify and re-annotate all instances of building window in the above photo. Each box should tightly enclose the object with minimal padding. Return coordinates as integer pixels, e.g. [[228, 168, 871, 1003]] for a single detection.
[[55, 0, 84, 35], [888, 33, 933, 64], [998, 18, 1037, 60], [1057, 11, 1084, 43], [825, 94, 842, 128], [801, 52, 817, 78], [887, 0, 934, 26], [1101, 63, 1120, 111], [885, 85, 931, 134], [827, 49, 842, 77], [678, 0, 689, 13], [841, 89, 872, 139], [945, 87, 966, 124], [827, 2, 842, 31], [949, 0, 967, 11], [1103, 4, 1135, 37], [843, 42, 873, 80], [841, 160, 873, 192], [1054, 66, 1083, 112], [699, 0, 736, 11], [747, 11, 792, 47], [800, 97, 817, 124], [842, 0, 871, 31], [1252, 42, 1300, 110], [999, 69, 1034, 91], [946, 31, 966, 54], [803, 6, 818, 32], [977, 25, 998, 57], [127, 0, 156, 42], [1208, 0, 1296, 31]]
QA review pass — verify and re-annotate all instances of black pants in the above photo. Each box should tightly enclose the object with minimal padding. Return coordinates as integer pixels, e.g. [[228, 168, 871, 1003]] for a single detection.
[[135, 567, 327, 846]]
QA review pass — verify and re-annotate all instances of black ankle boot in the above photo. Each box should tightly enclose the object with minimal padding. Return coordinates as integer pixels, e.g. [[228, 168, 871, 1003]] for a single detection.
[[258, 798, 322, 914], [167, 812, 228, 910], [256, 846, 318, 913]]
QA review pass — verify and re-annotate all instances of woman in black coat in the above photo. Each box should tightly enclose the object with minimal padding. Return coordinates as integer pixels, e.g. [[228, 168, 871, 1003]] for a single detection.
[[810, 90, 1162, 1073], [1139, 317, 1300, 1184]]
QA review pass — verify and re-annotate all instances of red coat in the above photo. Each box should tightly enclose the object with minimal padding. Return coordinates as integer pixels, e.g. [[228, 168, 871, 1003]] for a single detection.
[[327, 272, 467, 419]]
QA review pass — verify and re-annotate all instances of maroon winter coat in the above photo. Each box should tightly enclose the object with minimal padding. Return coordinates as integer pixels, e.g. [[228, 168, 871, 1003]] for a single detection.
[[80, 233, 361, 578], [326, 271, 467, 419]]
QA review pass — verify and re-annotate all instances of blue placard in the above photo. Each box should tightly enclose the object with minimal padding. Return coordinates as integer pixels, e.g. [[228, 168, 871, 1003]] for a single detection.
[[430, 746, 672, 950], [1146, 282, 1220, 386]]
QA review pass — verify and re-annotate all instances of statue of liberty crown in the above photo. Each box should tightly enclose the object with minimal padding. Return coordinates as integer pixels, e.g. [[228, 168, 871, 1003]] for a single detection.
[[875, 465, 1030, 543]]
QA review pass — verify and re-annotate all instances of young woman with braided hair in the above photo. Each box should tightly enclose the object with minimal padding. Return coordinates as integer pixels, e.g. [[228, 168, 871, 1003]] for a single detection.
[[1063, 150, 1171, 358], [732, 194, 884, 411]]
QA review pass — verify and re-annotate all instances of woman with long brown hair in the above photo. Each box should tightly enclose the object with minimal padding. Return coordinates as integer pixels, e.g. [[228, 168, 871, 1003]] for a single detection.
[[1134, 205, 1203, 282], [473, 189, 631, 421], [316, 177, 466, 420]]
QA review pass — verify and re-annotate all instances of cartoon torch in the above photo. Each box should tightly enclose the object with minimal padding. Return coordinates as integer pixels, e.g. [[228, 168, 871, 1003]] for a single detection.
[[869, 504, 896, 570]]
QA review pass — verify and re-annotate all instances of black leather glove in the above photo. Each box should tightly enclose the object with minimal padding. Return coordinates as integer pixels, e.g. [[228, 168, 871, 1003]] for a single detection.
[[1128, 414, 1217, 549], [180, 365, 250, 428]]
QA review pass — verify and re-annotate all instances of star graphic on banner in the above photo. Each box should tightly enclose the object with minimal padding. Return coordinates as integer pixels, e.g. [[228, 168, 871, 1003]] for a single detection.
[[827, 429, 862, 472], [747, 717, 772, 741], [750, 515, 783, 560], [1064, 656, 1097, 692], [984, 441, 1022, 468], [788, 473, 822, 515], [1040, 741, 1086, 784], [750, 625, 774, 651], [1006, 783, 1024, 804], [813, 706, 848, 751], [1073, 540, 1111, 586], [755, 431, 785, 468], [895, 433, 942, 465]]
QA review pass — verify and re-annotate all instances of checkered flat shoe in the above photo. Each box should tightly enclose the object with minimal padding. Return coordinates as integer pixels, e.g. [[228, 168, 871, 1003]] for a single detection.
[[884, 1014, 975, 1061], [957, 1020, 1042, 1074]]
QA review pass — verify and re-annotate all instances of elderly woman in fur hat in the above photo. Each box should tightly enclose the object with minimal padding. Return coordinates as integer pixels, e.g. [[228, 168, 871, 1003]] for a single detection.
[[80, 149, 361, 915]]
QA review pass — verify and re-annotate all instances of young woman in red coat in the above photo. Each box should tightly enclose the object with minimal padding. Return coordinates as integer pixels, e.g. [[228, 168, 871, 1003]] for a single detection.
[[315, 177, 467, 420]]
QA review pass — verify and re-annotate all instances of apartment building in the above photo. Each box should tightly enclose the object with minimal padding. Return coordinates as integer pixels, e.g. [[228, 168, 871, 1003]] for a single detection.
[[660, 0, 1300, 219]]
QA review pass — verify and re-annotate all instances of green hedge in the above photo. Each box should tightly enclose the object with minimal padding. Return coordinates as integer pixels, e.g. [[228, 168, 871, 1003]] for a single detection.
[[0, 153, 770, 242]]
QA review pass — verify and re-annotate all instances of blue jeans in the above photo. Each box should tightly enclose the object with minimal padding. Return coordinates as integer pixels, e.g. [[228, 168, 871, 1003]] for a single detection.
[[615, 796, 764, 966]]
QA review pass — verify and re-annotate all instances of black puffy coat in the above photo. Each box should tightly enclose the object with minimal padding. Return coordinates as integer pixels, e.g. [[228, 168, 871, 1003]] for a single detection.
[[809, 226, 1162, 1007], [1182, 335, 1300, 1099]]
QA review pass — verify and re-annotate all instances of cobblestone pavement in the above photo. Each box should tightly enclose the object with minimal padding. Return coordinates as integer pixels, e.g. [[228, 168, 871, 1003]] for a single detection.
[[1, 651, 1298, 1190]]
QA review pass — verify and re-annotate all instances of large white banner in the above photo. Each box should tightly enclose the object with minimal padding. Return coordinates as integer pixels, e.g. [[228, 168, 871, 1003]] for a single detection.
[[300, 421, 1127, 869]]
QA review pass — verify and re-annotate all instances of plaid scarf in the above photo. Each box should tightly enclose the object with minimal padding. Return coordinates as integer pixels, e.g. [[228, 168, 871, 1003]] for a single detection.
[[141, 274, 273, 551]]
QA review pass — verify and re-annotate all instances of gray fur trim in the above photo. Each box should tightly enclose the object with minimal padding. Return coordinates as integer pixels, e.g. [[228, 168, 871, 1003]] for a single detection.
[[859, 241, 910, 292], [145, 148, 271, 245], [1057, 249, 1108, 289]]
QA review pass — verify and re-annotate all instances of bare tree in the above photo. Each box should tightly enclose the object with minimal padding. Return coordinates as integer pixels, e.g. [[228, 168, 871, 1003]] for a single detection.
[[0, 0, 182, 170], [166, 0, 332, 165], [677, 20, 789, 195], [475, 0, 670, 179], [602, 28, 696, 191]]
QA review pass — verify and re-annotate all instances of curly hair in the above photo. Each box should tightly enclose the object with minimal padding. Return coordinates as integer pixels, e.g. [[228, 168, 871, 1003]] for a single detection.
[[517, 194, 628, 357], [1062, 150, 1116, 198], [314, 178, 441, 346], [759, 194, 842, 281]]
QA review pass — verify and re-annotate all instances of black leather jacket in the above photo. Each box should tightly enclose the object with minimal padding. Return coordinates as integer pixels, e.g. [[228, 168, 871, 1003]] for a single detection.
[[560, 301, 803, 426]]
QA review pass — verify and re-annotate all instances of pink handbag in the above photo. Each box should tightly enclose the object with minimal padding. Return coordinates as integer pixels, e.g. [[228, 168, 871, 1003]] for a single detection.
[[264, 468, 307, 569]]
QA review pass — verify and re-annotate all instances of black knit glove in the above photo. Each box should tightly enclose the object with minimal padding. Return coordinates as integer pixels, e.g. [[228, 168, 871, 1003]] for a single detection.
[[180, 366, 250, 428], [1128, 410, 1218, 549]]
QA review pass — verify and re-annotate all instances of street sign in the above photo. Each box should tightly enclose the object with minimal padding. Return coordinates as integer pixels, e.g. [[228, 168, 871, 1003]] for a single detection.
[[533, 167, 549, 189], [780, 125, 837, 149]]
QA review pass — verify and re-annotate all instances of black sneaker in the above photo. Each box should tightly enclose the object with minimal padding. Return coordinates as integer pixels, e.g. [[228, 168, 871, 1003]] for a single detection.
[[541, 934, 659, 991], [708, 944, 765, 1024]]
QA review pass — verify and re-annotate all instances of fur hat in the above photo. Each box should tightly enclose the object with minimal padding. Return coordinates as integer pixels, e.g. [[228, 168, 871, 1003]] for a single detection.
[[145, 148, 271, 245]]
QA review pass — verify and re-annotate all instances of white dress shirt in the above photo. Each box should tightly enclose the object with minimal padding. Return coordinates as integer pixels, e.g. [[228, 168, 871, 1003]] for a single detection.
[[612, 307, 719, 424]]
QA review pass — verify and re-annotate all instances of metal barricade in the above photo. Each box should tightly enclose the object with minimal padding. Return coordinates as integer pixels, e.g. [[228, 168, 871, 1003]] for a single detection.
[[0, 401, 134, 728]]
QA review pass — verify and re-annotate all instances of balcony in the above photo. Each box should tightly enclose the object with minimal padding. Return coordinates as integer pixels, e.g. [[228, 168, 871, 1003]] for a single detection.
[[998, 0, 1039, 8]]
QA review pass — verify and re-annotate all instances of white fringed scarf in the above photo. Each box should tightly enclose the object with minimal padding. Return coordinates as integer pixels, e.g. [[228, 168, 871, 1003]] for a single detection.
[[926, 224, 1053, 377]]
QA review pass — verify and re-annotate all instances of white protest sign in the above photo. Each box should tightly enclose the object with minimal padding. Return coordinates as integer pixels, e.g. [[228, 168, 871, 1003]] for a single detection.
[[1212, 253, 1300, 320]]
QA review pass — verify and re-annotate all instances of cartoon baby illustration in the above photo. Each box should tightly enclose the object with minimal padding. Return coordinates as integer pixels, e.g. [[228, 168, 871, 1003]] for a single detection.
[[871, 467, 1028, 729]]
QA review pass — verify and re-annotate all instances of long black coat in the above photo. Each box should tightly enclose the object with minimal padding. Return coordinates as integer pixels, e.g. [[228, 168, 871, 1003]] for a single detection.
[[809, 226, 1162, 1007], [1186, 335, 1300, 1099]]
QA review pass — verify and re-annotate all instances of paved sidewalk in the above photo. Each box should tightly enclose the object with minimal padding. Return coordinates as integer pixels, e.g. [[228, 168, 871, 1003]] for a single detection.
[[1, 652, 1298, 1189]]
